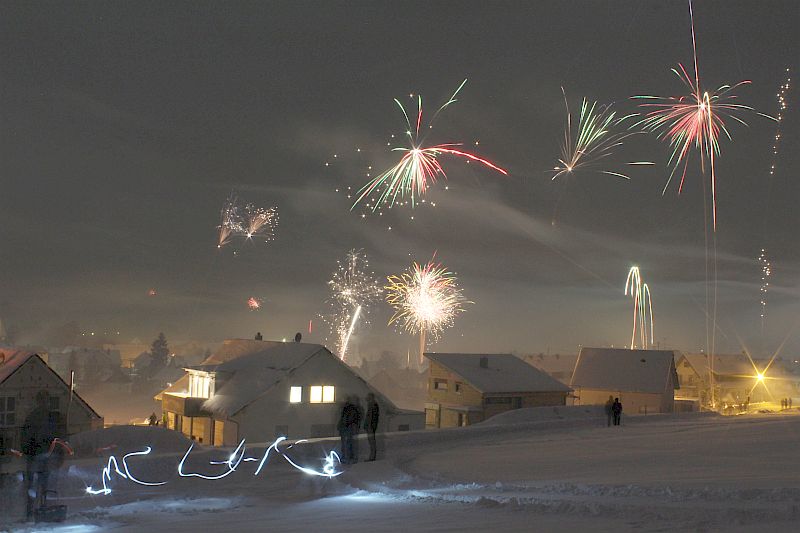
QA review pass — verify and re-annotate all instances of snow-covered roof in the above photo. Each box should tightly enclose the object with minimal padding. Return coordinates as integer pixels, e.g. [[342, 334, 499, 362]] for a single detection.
[[680, 352, 763, 377], [425, 353, 572, 394], [198, 341, 322, 416], [570, 347, 679, 394]]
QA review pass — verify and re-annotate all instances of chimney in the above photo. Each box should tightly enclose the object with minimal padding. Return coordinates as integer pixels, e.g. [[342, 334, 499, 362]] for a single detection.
[[479, 356, 488, 369]]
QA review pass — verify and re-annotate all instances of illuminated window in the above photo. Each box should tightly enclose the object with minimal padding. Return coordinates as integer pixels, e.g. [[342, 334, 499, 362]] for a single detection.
[[188, 372, 215, 399], [289, 386, 302, 403], [309, 385, 335, 404], [310, 386, 323, 403], [323, 386, 335, 403]]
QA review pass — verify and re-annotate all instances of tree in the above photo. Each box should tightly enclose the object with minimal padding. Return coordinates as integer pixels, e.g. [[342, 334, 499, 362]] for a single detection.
[[147, 332, 170, 376]]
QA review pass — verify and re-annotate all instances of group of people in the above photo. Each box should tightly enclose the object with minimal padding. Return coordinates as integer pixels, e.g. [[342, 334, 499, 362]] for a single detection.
[[605, 396, 623, 426], [781, 397, 793, 410], [337, 393, 379, 464]]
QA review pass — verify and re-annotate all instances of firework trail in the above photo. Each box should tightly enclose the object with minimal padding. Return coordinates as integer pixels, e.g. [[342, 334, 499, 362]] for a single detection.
[[247, 296, 262, 311], [216, 193, 279, 249], [553, 88, 652, 181], [758, 249, 771, 332], [324, 249, 383, 362], [243, 204, 279, 242], [625, 266, 654, 350], [632, 0, 772, 230], [386, 257, 470, 364], [217, 193, 243, 248], [768, 68, 791, 177], [352, 80, 507, 211]]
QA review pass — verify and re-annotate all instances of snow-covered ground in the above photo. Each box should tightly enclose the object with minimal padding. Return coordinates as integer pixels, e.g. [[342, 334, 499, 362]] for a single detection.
[[3, 408, 800, 532]]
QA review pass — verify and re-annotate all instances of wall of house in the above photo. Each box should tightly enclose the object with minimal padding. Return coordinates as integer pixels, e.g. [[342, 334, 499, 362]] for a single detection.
[[427, 362, 483, 408], [0, 357, 102, 451], [224, 352, 422, 446], [574, 388, 672, 414], [675, 358, 704, 399]]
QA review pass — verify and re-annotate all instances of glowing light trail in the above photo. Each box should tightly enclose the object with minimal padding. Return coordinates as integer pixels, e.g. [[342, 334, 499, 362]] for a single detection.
[[352, 80, 507, 211], [758, 249, 771, 332], [87, 437, 342, 496], [625, 267, 654, 350]]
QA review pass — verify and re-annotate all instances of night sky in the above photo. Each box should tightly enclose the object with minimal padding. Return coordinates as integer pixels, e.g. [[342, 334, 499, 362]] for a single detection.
[[1, 1, 798, 358]]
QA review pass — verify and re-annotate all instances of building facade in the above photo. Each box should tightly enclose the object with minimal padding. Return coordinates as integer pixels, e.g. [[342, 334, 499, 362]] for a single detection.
[[424, 353, 571, 429]]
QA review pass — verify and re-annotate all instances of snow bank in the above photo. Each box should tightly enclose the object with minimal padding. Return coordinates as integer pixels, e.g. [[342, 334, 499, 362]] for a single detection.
[[68, 425, 192, 456]]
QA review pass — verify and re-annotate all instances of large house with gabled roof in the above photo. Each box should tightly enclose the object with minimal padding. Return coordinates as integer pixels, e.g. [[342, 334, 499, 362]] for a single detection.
[[157, 339, 424, 446], [0, 349, 103, 453], [424, 353, 572, 429]]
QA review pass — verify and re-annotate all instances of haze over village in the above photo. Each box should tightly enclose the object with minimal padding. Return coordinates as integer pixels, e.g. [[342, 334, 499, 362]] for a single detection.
[[1, 1, 800, 531]]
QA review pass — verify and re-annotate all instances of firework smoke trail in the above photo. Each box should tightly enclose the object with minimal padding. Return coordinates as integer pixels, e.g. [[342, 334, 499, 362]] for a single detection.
[[243, 204, 279, 242], [386, 257, 470, 364], [553, 89, 652, 181], [352, 80, 507, 211], [632, 0, 773, 230], [624, 267, 654, 350], [758, 249, 771, 333], [325, 250, 383, 362]]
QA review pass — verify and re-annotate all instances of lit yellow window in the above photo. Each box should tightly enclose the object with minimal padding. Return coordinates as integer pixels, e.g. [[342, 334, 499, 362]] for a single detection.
[[309, 386, 323, 403], [322, 386, 335, 403], [289, 386, 302, 403]]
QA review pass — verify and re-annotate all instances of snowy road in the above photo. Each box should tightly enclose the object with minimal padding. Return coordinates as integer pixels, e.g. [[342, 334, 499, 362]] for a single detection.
[[4, 410, 800, 532]]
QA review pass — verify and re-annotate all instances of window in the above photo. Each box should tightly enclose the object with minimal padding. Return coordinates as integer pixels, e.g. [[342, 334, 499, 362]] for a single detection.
[[289, 386, 302, 403], [484, 397, 512, 404], [323, 386, 335, 403], [49, 396, 60, 412], [0, 397, 15, 427], [188, 372, 215, 399], [455, 382, 463, 393], [433, 379, 448, 391], [310, 386, 336, 404]]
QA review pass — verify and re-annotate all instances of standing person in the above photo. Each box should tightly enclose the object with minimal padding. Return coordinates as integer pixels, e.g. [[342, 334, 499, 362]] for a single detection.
[[604, 396, 614, 427], [21, 390, 61, 521], [350, 397, 363, 464], [337, 397, 354, 464], [148, 412, 158, 426], [790, 398, 793, 409], [363, 393, 380, 462], [612, 397, 623, 426]]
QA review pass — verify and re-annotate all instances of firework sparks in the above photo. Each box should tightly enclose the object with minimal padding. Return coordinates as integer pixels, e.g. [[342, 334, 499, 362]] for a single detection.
[[216, 193, 279, 249], [147, 288, 157, 297], [769, 68, 791, 177], [625, 266, 654, 350], [324, 249, 383, 362], [758, 249, 771, 330], [553, 89, 652, 181], [243, 204, 279, 242], [632, 0, 772, 230], [386, 257, 470, 364], [247, 296, 262, 311], [352, 80, 507, 211]]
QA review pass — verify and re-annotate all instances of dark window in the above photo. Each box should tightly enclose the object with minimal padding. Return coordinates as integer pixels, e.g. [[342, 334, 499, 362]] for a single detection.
[[397, 424, 410, 432], [0, 397, 16, 427], [433, 379, 448, 391], [455, 382, 463, 393], [485, 397, 512, 405], [49, 396, 60, 412]]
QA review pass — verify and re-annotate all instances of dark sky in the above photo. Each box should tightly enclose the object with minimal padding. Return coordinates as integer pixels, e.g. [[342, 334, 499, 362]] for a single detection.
[[1, 1, 798, 358]]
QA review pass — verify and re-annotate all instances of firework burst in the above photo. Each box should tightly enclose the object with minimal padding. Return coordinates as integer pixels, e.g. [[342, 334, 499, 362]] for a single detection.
[[324, 249, 383, 362], [247, 296, 262, 311], [758, 249, 771, 330], [217, 193, 243, 248], [351, 80, 507, 211], [386, 257, 470, 364], [553, 89, 651, 181], [243, 204, 279, 242], [625, 266, 654, 350], [768, 68, 791, 177], [632, 0, 772, 230]]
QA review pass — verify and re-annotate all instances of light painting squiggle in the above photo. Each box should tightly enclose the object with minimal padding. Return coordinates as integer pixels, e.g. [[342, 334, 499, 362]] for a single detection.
[[86, 437, 341, 495]]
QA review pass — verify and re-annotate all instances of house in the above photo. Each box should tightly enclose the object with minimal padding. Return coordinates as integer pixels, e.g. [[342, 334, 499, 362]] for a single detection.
[[570, 347, 679, 414], [424, 353, 572, 429], [678, 352, 800, 406], [0, 349, 103, 452], [157, 339, 424, 446], [520, 353, 579, 385]]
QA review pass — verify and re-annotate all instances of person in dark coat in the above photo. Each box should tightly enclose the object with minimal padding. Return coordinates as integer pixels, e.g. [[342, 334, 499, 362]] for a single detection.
[[612, 398, 623, 426], [337, 397, 354, 464], [604, 396, 614, 427], [21, 390, 61, 520], [363, 393, 380, 461], [350, 397, 363, 463]]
